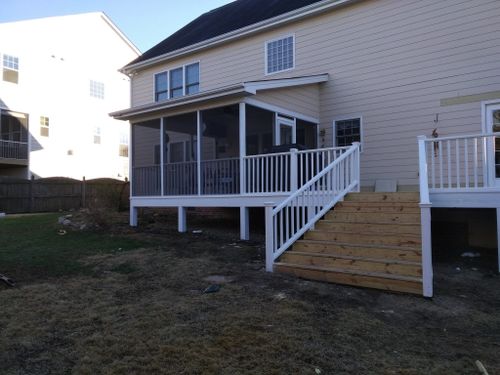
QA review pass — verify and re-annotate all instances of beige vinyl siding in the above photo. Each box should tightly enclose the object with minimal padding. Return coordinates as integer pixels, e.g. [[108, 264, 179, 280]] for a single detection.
[[254, 84, 320, 120], [131, 0, 500, 188]]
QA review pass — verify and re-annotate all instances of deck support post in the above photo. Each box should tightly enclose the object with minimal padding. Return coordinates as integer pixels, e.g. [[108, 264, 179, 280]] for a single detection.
[[420, 204, 433, 297], [178, 206, 187, 233], [264, 202, 275, 272], [497, 208, 500, 273], [240, 206, 250, 241], [130, 205, 138, 227]]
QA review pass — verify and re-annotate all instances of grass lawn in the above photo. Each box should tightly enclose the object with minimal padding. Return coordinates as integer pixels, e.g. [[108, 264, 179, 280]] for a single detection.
[[0, 212, 499, 374]]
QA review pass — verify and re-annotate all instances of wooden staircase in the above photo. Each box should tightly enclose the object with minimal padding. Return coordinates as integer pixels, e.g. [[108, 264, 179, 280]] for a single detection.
[[274, 192, 423, 295]]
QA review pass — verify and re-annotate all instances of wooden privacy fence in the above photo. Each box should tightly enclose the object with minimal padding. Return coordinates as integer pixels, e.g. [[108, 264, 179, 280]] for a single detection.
[[0, 177, 129, 214]]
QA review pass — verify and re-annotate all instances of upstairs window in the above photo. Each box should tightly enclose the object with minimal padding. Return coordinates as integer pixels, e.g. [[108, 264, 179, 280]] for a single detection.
[[119, 132, 129, 157], [334, 118, 362, 148], [40, 116, 49, 137], [90, 80, 104, 99], [154, 62, 199, 102], [93, 126, 101, 144], [266, 35, 294, 74], [3, 54, 19, 83]]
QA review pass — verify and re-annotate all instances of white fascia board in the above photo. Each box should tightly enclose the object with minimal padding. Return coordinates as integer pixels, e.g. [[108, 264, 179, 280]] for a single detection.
[[122, 0, 358, 73], [99, 12, 141, 56], [244, 74, 329, 94], [110, 84, 251, 120]]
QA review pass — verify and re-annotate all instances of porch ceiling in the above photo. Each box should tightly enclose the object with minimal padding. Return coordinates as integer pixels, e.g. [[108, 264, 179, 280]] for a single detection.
[[110, 74, 329, 121]]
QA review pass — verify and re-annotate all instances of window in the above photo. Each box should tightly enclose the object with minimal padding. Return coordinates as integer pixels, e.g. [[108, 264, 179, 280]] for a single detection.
[[3, 54, 19, 83], [90, 80, 104, 99], [169, 67, 183, 98], [185, 63, 199, 95], [153, 62, 199, 102], [40, 116, 49, 137], [155, 72, 168, 102], [93, 126, 101, 144], [119, 132, 129, 157], [334, 118, 361, 147], [266, 35, 294, 74]]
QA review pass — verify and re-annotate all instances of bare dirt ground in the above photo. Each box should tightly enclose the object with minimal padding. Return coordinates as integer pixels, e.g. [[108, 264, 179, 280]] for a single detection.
[[1, 212, 499, 374]]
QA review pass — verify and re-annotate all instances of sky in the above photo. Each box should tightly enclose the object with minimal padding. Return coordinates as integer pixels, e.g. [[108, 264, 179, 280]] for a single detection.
[[0, 0, 235, 52]]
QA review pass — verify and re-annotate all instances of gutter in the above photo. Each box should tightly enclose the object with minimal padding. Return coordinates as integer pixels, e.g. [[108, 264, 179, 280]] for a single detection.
[[121, 0, 358, 74]]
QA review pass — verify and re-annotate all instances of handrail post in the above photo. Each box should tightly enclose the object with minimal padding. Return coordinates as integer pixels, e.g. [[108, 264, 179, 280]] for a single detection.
[[352, 142, 361, 192], [264, 202, 275, 272], [290, 148, 298, 192], [418, 135, 430, 205]]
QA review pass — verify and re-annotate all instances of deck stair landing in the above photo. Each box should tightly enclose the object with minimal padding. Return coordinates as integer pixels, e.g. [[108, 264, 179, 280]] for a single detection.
[[274, 192, 423, 295]]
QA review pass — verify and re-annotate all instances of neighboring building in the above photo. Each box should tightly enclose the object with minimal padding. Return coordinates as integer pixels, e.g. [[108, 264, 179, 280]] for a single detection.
[[0, 12, 140, 179], [112, 0, 500, 296]]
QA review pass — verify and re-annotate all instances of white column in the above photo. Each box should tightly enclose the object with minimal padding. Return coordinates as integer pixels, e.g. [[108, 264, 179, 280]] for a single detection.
[[420, 205, 433, 298], [418, 135, 431, 205], [240, 206, 250, 241], [497, 208, 500, 273], [264, 202, 275, 272], [197, 111, 202, 195], [160, 117, 165, 196], [239, 102, 246, 195], [130, 205, 138, 227], [290, 148, 298, 192], [178, 207, 187, 233]]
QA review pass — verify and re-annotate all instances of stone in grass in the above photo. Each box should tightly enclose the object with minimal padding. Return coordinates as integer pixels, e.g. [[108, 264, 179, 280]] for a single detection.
[[203, 284, 221, 294]]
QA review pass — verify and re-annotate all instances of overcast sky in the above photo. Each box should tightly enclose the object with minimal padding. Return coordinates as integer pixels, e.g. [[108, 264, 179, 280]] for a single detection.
[[0, 0, 235, 52]]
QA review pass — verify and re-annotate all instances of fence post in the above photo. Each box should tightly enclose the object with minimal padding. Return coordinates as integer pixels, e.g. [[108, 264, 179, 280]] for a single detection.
[[290, 148, 298, 192], [81, 176, 86, 208], [29, 175, 35, 212], [264, 202, 275, 272]]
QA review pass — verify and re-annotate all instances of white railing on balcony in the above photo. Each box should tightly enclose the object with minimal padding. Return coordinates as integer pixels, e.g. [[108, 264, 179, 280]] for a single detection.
[[243, 147, 350, 194], [132, 166, 161, 196], [164, 161, 197, 196], [201, 157, 239, 195], [264, 143, 361, 270], [418, 133, 500, 203], [0, 140, 28, 160]]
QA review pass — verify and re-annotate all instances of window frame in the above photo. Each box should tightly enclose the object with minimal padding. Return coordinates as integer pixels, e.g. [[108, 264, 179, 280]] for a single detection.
[[40, 116, 49, 137], [333, 116, 363, 150], [90, 80, 105, 99], [153, 61, 200, 103], [2, 53, 19, 84], [265, 34, 295, 76], [119, 132, 129, 157], [93, 126, 102, 145]]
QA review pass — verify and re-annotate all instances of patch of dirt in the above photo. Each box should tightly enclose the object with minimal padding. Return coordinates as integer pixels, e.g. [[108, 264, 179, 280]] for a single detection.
[[1, 213, 499, 374]]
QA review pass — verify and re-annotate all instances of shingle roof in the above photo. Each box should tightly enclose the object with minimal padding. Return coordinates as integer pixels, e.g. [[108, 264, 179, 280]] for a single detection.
[[127, 0, 326, 67]]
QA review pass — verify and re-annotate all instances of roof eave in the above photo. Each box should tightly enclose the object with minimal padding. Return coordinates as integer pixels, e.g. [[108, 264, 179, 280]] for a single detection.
[[121, 0, 358, 74]]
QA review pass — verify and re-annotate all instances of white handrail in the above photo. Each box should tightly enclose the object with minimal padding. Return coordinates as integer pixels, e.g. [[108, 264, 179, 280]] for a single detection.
[[265, 142, 361, 271]]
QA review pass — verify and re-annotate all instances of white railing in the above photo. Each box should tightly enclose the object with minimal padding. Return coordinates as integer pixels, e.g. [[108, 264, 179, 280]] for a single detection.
[[164, 161, 197, 196], [132, 166, 161, 196], [264, 143, 361, 271], [201, 157, 239, 195], [243, 147, 350, 194], [0, 140, 28, 160], [418, 133, 500, 202]]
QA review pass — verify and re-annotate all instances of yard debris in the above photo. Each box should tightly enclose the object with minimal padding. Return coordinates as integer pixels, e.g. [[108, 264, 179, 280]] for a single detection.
[[203, 284, 221, 294], [274, 292, 287, 301], [0, 273, 15, 287], [475, 360, 489, 375], [57, 229, 67, 236], [192, 230, 203, 234], [461, 252, 481, 258], [0, 212, 6, 218], [203, 275, 234, 284], [315, 368, 322, 374]]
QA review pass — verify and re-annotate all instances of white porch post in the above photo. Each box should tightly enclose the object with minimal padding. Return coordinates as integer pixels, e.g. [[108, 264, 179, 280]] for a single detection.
[[290, 148, 298, 192], [130, 205, 138, 227], [264, 202, 275, 272], [421, 205, 433, 297], [240, 206, 250, 241], [160, 117, 165, 196], [197, 111, 202, 195], [497, 208, 500, 273], [239, 102, 246, 195], [178, 206, 187, 233]]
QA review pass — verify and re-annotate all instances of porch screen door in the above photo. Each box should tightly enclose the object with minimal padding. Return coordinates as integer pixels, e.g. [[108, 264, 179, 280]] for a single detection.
[[275, 116, 296, 146], [486, 104, 500, 186]]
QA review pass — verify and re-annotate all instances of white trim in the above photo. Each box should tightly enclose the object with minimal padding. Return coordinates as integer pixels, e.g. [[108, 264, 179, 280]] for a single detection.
[[244, 74, 328, 94], [131, 194, 289, 208], [99, 12, 141, 55], [245, 98, 319, 124], [121, 0, 356, 73], [333, 115, 364, 150], [497, 208, 500, 273], [264, 34, 296, 76], [275, 114, 296, 145], [482, 100, 500, 187]]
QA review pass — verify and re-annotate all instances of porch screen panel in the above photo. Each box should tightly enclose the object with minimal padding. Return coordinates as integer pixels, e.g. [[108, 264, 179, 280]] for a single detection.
[[200, 105, 240, 195], [163, 112, 198, 196], [131, 119, 161, 196], [296, 120, 319, 185], [0, 111, 28, 160]]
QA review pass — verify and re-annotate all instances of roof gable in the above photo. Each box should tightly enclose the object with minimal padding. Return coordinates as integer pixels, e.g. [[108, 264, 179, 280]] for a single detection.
[[127, 0, 327, 67]]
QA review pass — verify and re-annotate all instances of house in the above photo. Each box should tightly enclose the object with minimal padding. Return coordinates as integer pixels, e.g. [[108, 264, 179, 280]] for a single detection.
[[112, 0, 500, 297], [0, 13, 140, 180]]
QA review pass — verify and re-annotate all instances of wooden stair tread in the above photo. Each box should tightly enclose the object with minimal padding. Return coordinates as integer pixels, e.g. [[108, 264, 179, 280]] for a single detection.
[[274, 262, 423, 283], [286, 251, 421, 266], [295, 239, 421, 252]]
